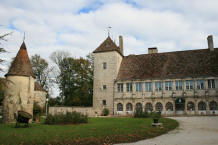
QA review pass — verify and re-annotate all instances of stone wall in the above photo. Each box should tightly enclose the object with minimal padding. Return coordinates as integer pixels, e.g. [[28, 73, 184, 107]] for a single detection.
[[34, 91, 46, 109], [49, 107, 96, 117]]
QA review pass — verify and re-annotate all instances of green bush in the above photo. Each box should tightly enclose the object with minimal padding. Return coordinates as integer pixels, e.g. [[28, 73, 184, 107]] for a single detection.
[[134, 108, 150, 118], [45, 112, 88, 125], [151, 111, 161, 119], [102, 108, 109, 116]]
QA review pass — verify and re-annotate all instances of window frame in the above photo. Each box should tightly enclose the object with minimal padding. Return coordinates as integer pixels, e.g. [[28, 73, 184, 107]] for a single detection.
[[103, 85, 107, 90], [208, 79, 216, 89], [196, 80, 205, 90], [117, 83, 123, 92], [103, 62, 107, 69], [186, 80, 194, 90], [126, 83, 133, 92], [136, 82, 143, 92], [165, 81, 172, 91], [145, 82, 152, 92], [176, 80, 183, 91], [155, 82, 162, 92]]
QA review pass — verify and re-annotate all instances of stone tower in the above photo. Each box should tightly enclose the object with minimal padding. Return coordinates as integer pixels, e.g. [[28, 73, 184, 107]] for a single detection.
[[3, 41, 35, 123], [93, 36, 123, 115]]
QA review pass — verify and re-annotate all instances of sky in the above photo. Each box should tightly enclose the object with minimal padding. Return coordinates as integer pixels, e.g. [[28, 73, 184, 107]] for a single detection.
[[0, 0, 218, 97]]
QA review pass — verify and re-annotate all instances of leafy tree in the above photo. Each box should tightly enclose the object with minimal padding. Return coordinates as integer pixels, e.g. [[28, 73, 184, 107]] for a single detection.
[[48, 96, 62, 106], [31, 54, 52, 91], [0, 32, 12, 71], [0, 78, 6, 105], [59, 57, 93, 106]]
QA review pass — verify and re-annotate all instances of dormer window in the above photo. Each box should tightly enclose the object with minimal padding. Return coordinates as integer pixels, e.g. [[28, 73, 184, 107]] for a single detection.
[[103, 62, 107, 69]]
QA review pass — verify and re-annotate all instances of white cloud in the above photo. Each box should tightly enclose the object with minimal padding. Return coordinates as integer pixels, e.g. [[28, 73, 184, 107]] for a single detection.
[[1, 0, 218, 97]]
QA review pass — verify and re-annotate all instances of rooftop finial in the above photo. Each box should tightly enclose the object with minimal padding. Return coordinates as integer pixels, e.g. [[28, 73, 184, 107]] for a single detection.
[[107, 26, 112, 37], [23, 32, 25, 42]]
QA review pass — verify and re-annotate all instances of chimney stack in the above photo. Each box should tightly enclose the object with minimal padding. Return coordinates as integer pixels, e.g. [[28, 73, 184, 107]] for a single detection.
[[119, 35, 123, 55], [207, 35, 214, 51], [148, 47, 158, 54]]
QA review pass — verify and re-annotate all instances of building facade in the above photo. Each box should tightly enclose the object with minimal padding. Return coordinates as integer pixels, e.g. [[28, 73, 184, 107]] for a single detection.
[[93, 35, 218, 116]]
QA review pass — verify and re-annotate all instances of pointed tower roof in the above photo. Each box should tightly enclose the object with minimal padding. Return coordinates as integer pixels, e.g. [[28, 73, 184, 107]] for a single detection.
[[93, 36, 123, 56], [5, 41, 35, 78]]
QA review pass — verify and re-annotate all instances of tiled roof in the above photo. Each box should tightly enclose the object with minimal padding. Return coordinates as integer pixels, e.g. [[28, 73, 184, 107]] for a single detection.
[[93, 36, 123, 55], [117, 48, 218, 80], [34, 82, 46, 92], [5, 42, 35, 78]]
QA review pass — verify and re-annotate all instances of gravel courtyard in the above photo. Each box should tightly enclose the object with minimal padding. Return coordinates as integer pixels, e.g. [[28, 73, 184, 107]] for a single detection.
[[117, 116, 218, 145]]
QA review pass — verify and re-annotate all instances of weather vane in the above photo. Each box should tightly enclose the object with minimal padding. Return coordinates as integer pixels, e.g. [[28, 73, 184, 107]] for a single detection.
[[23, 32, 25, 42], [107, 26, 112, 37]]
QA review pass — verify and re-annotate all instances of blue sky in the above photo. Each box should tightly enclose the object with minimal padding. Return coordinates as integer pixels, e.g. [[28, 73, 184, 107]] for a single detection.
[[1, 0, 218, 96]]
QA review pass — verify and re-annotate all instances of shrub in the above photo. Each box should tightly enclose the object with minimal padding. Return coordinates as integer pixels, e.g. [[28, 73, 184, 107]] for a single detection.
[[102, 108, 109, 116], [45, 112, 88, 125], [134, 108, 150, 118], [151, 111, 161, 119]]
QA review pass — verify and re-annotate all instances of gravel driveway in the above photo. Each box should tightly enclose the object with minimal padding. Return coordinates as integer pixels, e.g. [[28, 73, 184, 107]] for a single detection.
[[116, 116, 218, 145]]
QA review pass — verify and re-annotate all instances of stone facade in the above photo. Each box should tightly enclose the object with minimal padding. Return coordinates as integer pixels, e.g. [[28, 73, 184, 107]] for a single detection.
[[93, 35, 218, 116]]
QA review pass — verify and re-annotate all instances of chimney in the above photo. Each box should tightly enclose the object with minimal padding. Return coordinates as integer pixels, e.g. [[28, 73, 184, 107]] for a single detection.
[[207, 35, 214, 51], [148, 47, 158, 54], [119, 35, 123, 55]]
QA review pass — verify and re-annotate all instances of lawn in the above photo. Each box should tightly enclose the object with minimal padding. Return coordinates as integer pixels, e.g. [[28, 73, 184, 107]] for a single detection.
[[0, 117, 178, 145]]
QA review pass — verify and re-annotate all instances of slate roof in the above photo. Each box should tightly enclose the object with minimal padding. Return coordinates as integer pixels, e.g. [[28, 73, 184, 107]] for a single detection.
[[5, 42, 35, 78], [34, 82, 46, 92], [93, 36, 123, 56], [117, 48, 218, 81]]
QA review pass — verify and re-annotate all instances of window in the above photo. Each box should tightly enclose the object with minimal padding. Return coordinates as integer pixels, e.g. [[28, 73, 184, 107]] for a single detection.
[[126, 103, 133, 111], [165, 81, 172, 91], [136, 82, 142, 92], [208, 79, 216, 89], [187, 102, 195, 111], [136, 103, 142, 111], [155, 82, 162, 91], [197, 80, 204, 90], [166, 102, 173, 111], [126, 83, 133, 92], [176, 80, 183, 90], [145, 103, 153, 112], [198, 101, 206, 110], [155, 102, 163, 112], [209, 101, 218, 110], [103, 62, 107, 69], [186, 80, 193, 90], [117, 83, 123, 92], [102, 100, 106, 106], [117, 103, 123, 111], [103, 85, 107, 90], [145, 82, 152, 92]]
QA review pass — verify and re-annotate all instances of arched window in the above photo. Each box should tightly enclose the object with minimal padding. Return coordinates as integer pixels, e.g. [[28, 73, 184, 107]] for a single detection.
[[166, 102, 173, 111], [145, 103, 153, 112], [155, 102, 163, 112], [187, 101, 195, 111], [136, 103, 142, 111], [198, 101, 206, 110], [117, 103, 123, 111], [126, 103, 133, 111], [209, 101, 218, 110]]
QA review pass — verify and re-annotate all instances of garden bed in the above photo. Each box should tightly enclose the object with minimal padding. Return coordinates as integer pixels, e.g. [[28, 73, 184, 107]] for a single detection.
[[0, 117, 178, 145]]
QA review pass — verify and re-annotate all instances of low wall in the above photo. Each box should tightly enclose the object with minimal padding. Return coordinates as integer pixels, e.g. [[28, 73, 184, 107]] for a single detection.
[[49, 107, 96, 117]]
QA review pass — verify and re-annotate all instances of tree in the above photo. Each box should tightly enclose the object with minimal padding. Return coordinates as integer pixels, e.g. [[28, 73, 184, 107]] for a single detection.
[[0, 78, 6, 105], [0, 32, 12, 71], [58, 57, 93, 106], [31, 54, 52, 91]]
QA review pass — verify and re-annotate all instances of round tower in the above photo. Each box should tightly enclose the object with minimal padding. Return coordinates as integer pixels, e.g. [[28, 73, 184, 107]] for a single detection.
[[3, 41, 35, 123]]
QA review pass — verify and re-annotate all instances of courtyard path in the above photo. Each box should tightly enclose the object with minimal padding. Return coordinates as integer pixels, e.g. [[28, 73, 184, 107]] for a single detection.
[[116, 116, 218, 145]]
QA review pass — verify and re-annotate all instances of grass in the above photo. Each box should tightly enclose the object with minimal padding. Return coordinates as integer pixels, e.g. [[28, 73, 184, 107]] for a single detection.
[[0, 117, 178, 145]]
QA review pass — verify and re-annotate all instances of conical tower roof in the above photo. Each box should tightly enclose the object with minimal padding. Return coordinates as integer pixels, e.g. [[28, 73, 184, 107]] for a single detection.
[[5, 41, 35, 78], [93, 36, 123, 56]]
